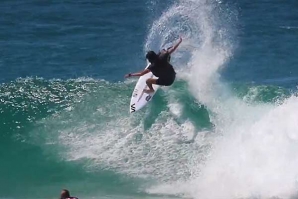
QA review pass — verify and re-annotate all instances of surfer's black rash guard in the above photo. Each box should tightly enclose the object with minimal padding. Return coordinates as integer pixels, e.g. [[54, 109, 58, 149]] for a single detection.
[[148, 52, 176, 86]]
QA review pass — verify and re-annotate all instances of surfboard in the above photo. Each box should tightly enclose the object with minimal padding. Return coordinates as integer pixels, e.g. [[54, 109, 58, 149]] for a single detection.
[[129, 63, 160, 113]]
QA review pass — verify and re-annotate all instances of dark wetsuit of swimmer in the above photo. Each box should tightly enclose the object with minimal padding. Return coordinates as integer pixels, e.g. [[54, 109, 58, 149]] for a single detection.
[[148, 52, 176, 86]]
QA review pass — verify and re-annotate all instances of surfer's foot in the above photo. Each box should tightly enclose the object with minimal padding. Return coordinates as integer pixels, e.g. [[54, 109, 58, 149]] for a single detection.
[[143, 89, 154, 94]]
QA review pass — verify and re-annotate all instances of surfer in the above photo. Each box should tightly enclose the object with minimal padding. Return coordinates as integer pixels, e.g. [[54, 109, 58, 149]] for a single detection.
[[60, 189, 78, 199], [125, 37, 182, 94]]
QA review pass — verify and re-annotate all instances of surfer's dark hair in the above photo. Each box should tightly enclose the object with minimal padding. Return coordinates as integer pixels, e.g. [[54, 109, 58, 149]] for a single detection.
[[61, 189, 70, 199], [146, 51, 158, 63]]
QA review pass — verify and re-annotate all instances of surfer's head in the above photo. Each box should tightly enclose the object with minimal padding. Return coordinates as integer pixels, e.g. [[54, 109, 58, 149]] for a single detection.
[[146, 51, 158, 63]]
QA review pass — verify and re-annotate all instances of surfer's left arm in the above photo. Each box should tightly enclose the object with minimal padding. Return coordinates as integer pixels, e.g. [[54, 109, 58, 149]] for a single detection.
[[167, 36, 182, 54], [125, 69, 150, 78]]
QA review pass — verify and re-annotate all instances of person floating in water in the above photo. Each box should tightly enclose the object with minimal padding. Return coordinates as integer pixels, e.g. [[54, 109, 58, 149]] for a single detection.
[[60, 189, 78, 199], [125, 36, 182, 94]]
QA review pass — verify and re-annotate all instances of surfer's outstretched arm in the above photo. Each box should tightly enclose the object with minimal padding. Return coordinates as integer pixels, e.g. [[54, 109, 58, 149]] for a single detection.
[[167, 37, 182, 54], [125, 69, 150, 78]]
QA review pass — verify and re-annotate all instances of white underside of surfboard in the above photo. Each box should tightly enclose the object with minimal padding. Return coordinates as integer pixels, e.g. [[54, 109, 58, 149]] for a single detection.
[[129, 63, 160, 113]]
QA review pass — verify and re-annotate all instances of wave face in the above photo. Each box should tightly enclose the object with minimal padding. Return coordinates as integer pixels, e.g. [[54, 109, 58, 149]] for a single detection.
[[0, 77, 211, 198]]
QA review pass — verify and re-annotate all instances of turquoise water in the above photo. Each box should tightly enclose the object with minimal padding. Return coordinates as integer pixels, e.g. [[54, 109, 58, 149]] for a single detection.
[[1, 1, 298, 199]]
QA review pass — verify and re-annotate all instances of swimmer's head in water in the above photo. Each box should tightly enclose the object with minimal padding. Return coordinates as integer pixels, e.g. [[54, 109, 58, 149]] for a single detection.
[[60, 189, 70, 199]]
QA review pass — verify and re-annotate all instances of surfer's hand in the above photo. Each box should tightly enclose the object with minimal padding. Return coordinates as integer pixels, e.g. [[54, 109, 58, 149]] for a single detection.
[[178, 36, 182, 43], [125, 73, 132, 78]]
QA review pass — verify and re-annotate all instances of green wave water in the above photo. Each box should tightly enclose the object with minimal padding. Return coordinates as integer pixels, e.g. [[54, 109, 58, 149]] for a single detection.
[[0, 77, 292, 199], [0, 78, 138, 198]]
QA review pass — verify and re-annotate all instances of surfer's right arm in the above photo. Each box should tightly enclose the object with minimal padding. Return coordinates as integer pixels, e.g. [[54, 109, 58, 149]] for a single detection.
[[125, 69, 150, 78]]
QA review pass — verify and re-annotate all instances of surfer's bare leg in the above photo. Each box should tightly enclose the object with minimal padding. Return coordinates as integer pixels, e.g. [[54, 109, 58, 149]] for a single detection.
[[144, 78, 157, 94]]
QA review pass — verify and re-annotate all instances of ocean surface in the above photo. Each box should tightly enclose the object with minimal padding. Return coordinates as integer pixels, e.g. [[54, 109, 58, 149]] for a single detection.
[[1, 0, 298, 199]]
